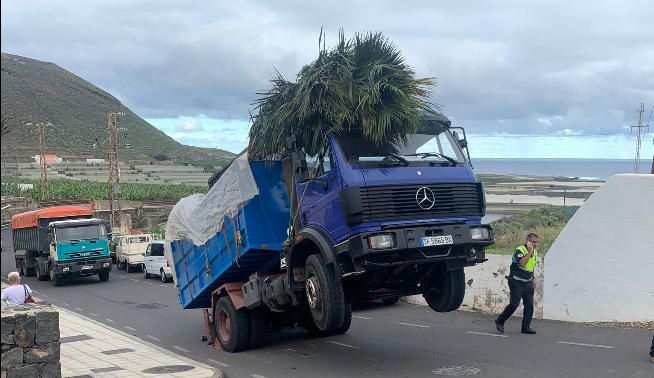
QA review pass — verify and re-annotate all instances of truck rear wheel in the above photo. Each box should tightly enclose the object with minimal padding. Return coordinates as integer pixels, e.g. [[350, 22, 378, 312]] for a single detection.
[[36, 263, 49, 281], [99, 270, 110, 282], [214, 296, 250, 353], [423, 267, 465, 312], [304, 254, 345, 333]]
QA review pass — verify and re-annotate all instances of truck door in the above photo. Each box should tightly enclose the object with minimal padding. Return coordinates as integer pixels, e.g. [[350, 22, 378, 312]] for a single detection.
[[297, 145, 348, 241], [144, 244, 152, 271]]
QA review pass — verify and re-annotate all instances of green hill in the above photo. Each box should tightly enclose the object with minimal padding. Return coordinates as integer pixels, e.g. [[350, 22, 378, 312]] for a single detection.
[[1, 53, 235, 163]]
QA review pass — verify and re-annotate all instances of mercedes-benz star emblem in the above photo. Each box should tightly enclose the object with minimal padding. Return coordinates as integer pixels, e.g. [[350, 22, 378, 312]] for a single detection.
[[416, 187, 436, 210]]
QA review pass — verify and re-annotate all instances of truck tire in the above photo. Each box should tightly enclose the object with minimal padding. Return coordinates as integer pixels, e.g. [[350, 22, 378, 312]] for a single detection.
[[382, 297, 400, 305], [423, 267, 465, 313], [49, 266, 62, 287], [248, 307, 268, 349], [17, 259, 25, 276], [20, 258, 35, 277], [214, 296, 250, 353], [126, 263, 134, 273], [304, 302, 352, 336], [99, 270, 110, 282], [36, 263, 49, 281], [117, 259, 126, 270], [304, 254, 345, 333]]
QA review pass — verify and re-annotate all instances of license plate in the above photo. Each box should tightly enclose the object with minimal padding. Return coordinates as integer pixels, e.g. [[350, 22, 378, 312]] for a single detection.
[[81, 265, 94, 270], [420, 235, 454, 247]]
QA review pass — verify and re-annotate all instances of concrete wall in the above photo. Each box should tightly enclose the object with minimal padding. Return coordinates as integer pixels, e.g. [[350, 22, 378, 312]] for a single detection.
[[405, 254, 545, 319], [1, 304, 61, 378], [543, 174, 654, 322]]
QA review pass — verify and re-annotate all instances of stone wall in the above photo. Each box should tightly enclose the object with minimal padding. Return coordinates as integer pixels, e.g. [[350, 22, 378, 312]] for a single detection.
[[404, 254, 545, 319], [1, 304, 61, 378]]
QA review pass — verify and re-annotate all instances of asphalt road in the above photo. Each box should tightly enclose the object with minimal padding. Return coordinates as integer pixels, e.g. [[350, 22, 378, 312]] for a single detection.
[[1, 229, 652, 378]]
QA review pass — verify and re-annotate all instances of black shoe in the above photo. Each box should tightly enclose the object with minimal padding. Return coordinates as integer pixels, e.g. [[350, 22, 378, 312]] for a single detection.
[[521, 327, 536, 334], [495, 320, 504, 333]]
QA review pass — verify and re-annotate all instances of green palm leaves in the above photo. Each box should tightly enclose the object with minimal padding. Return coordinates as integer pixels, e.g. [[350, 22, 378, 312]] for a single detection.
[[248, 31, 437, 159]]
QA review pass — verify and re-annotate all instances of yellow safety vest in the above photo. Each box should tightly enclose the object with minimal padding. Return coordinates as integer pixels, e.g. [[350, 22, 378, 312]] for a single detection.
[[515, 245, 537, 272]]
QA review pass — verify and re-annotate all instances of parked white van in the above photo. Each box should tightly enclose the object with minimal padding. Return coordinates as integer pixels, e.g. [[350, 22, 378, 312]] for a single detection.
[[115, 234, 152, 273], [142, 241, 172, 282]]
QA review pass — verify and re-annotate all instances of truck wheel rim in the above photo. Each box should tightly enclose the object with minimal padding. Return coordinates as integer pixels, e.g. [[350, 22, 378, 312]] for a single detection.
[[218, 310, 231, 342], [306, 276, 321, 310]]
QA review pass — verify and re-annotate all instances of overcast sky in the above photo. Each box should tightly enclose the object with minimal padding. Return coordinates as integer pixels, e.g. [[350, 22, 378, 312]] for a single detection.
[[2, 1, 653, 158]]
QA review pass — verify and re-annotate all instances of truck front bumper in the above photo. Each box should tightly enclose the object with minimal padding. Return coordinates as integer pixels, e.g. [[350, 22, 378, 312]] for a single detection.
[[338, 223, 494, 271], [54, 258, 112, 277]]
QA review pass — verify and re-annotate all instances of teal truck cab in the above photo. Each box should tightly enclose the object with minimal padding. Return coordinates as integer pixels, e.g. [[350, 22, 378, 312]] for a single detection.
[[12, 206, 112, 286]]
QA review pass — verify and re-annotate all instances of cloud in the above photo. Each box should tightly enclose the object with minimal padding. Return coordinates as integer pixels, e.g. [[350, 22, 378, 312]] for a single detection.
[[176, 118, 203, 132], [2, 0, 653, 138]]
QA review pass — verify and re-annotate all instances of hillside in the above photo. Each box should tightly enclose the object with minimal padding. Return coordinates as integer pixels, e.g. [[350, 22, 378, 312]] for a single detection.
[[0, 53, 235, 162]]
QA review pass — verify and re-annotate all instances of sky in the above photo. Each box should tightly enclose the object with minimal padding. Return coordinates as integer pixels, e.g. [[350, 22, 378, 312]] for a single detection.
[[1, 1, 653, 159]]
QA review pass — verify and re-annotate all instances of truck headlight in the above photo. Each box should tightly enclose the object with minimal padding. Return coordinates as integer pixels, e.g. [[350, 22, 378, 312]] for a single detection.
[[62, 266, 70, 272], [103, 262, 110, 267], [470, 226, 492, 241], [368, 234, 395, 249]]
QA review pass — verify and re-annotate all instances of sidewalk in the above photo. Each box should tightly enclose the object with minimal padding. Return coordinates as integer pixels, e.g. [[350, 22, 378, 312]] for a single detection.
[[2, 283, 221, 378]]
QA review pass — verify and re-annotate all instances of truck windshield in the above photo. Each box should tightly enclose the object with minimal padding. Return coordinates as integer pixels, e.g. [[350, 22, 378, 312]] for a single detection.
[[336, 129, 466, 167], [56, 224, 107, 242]]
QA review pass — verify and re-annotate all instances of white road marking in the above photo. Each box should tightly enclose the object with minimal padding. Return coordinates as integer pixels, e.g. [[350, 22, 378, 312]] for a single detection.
[[145, 282, 153, 285], [32, 290, 39, 293], [353, 315, 372, 320], [327, 340, 359, 349], [74, 307, 83, 311], [40, 293, 48, 297], [88, 313, 99, 317], [283, 348, 297, 352], [124, 326, 137, 331], [173, 345, 190, 353], [159, 284, 167, 287], [119, 275, 126, 278], [206, 359, 230, 367], [397, 322, 430, 328], [145, 335, 160, 341], [105, 318, 115, 323], [556, 341, 615, 349], [61, 302, 71, 307], [130, 279, 138, 282], [251, 375, 268, 378], [467, 331, 508, 338]]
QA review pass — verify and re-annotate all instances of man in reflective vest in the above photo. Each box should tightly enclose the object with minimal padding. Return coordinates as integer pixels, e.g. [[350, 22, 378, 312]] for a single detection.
[[495, 233, 539, 334]]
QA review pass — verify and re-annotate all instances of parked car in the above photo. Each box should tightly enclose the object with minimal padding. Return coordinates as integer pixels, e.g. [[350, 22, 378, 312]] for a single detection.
[[142, 241, 172, 282], [115, 234, 152, 273]]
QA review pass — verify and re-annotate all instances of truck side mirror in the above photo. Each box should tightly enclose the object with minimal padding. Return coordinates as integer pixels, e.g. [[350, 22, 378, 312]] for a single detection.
[[453, 131, 467, 148]]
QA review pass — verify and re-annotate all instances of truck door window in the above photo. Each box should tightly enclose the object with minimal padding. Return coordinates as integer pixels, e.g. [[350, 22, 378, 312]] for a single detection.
[[306, 147, 333, 178]]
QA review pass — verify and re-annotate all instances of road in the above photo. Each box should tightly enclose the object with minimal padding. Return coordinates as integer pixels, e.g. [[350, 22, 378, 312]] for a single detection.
[[1, 228, 652, 378]]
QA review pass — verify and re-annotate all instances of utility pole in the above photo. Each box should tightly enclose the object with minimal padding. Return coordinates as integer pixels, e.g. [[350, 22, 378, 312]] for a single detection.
[[630, 103, 647, 173], [37, 122, 49, 201], [107, 112, 123, 228]]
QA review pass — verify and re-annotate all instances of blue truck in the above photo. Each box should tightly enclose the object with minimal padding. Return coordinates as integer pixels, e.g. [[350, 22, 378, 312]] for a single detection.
[[12, 206, 112, 286], [168, 114, 494, 352]]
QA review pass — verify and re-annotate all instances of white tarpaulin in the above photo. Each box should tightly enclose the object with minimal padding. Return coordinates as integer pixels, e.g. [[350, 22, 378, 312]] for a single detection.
[[164, 153, 259, 246]]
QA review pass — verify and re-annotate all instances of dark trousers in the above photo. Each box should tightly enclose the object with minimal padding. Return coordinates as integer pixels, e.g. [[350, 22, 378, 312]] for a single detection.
[[650, 335, 654, 357], [496, 278, 534, 329]]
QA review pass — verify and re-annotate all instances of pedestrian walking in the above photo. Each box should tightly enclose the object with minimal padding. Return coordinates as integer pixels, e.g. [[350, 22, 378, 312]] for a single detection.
[[650, 335, 654, 363], [495, 233, 539, 334], [1, 271, 34, 305]]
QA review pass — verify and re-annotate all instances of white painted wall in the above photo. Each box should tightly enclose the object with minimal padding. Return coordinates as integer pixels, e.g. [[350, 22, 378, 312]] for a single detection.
[[405, 254, 545, 318], [543, 174, 654, 322]]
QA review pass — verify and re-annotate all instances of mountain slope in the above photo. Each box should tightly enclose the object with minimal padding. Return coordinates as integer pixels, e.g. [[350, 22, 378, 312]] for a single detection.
[[1, 53, 234, 161]]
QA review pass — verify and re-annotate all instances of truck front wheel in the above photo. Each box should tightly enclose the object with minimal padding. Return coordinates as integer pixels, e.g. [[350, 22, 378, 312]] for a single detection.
[[214, 296, 250, 353], [49, 266, 62, 287], [98, 270, 110, 282], [36, 263, 49, 281], [304, 254, 345, 333], [423, 267, 465, 312]]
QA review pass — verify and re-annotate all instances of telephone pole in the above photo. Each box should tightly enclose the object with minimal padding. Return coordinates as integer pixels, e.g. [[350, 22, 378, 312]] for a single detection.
[[37, 122, 49, 201], [107, 112, 123, 228], [630, 103, 649, 173]]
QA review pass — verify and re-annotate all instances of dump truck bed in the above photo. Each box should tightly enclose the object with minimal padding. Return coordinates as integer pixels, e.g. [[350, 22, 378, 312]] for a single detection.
[[170, 161, 290, 309]]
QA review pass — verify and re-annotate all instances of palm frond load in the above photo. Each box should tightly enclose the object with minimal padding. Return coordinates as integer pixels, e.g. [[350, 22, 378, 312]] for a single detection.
[[248, 31, 438, 159]]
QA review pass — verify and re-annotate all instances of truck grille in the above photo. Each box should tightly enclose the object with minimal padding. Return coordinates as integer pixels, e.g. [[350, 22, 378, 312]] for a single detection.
[[359, 183, 484, 223], [67, 251, 104, 259]]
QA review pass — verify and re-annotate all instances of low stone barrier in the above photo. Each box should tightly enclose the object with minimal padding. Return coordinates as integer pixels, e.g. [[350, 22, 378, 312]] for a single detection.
[[405, 254, 544, 319], [1, 303, 61, 378]]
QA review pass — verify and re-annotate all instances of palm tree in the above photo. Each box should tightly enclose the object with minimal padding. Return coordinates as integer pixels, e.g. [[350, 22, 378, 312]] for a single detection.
[[248, 31, 437, 159]]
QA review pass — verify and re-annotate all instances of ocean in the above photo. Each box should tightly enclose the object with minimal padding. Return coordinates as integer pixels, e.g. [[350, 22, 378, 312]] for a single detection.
[[471, 158, 652, 181]]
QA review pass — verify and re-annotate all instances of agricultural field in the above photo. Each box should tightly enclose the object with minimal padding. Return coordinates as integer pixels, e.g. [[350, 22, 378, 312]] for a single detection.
[[1, 179, 207, 201]]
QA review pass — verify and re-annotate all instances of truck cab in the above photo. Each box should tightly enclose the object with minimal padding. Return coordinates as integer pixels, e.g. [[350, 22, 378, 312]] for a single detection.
[[285, 114, 493, 320], [46, 218, 112, 285], [115, 234, 152, 272]]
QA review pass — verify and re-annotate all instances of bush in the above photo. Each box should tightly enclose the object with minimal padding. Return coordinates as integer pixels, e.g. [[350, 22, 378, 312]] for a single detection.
[[487, 206, 578, 255]]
